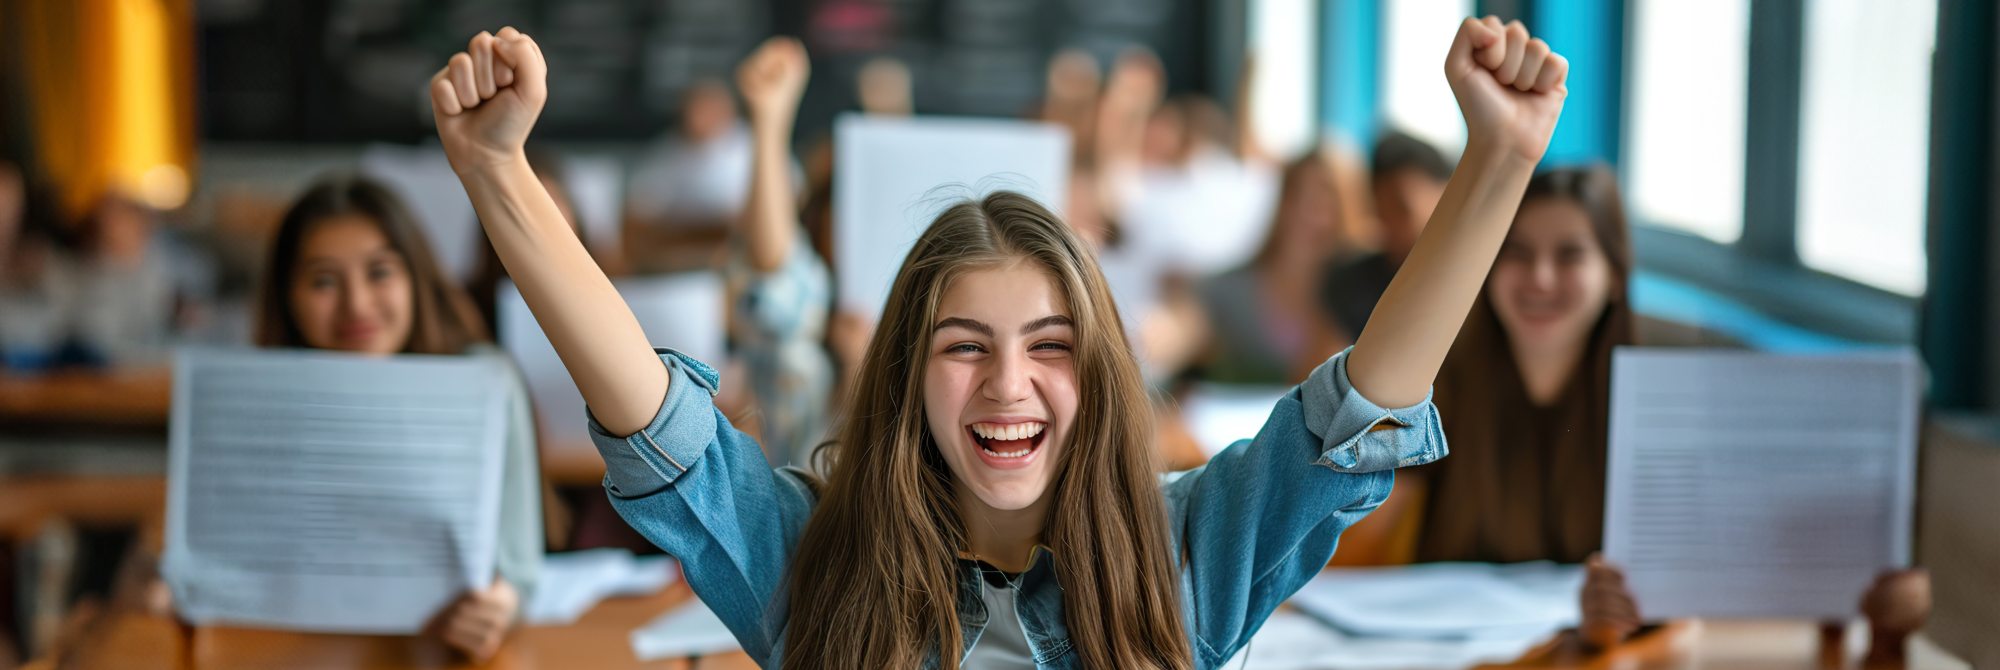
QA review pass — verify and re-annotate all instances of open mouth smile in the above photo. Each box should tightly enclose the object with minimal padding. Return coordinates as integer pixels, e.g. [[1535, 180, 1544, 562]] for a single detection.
[[967, 421, 1047, 469]]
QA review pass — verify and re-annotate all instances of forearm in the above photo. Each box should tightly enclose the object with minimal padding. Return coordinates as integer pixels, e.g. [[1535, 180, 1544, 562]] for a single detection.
[[742, 113, 798, 273], [1347, 140, 1537, 407], [460, 157, 668, 435]]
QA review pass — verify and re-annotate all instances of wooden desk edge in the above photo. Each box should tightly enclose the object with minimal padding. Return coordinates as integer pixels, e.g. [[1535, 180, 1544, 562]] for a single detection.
[[1484, 620, 1699, 669]]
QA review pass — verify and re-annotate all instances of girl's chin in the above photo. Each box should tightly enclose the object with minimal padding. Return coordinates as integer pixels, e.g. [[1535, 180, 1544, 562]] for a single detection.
[[969, 487, 1048, 512], [1507, 315, 1586, 338]]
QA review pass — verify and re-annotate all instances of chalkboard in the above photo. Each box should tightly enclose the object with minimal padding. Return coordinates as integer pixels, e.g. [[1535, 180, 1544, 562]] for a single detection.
[[199, 0, 1209, 142]]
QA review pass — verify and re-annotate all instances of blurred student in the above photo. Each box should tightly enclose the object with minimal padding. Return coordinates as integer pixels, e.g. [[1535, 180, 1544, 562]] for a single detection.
[[1414, 167, 1633, 570], [427, 18, 1562, 666], [0, 160, 50, 368], [1110, 93, 1281, 279], [253, 176, 542, 661], [731, 38, 836, 469], [0, 188, 184, 370], [857, 56, 914, 116], [1196, 149, 1372, 385], [624, 80, 752, 271], [1085, 49, 1213, 381], [1041, 48, 1102, 165], [1405, 166, 1926, 652], [1319, 131, 1453, 338]]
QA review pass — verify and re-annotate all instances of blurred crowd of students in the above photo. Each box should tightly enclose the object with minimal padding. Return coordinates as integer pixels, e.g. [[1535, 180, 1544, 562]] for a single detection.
[[0, 37, 1926, 668]]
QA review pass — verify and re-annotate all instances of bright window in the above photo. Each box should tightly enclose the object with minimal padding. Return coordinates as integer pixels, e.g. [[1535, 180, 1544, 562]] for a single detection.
[[1247, 0, 1319, 161], [1380, 0, 1472, 155], [1796, 0, 1937, 295], [1624, 0, 1751, 244]]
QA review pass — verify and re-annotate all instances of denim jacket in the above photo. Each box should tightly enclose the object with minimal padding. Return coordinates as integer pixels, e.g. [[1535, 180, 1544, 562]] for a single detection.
[[588, 347, 1446, 669]]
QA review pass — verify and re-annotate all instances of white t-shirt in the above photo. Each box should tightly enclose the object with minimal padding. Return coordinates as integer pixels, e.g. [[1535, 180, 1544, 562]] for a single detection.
[[963, 571, 1035, 669]]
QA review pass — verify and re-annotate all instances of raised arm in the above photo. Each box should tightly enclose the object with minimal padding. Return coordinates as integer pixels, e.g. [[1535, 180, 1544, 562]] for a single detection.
[[430, 29, 666, 436], [1346, 17, 1568, 407], [737, 37, 809, 273]]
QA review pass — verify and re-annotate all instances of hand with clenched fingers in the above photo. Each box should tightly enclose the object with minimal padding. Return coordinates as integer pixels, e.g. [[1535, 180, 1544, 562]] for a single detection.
[[1446, 16, 1570, 163], [429, 27, 547, 176], [736, 36, 810, 129]]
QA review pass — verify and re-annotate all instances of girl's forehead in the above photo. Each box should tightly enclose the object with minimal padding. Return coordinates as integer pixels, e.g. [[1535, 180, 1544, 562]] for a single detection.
[[1512, 199, 1595, 241], [937, 264, 1069, 315]]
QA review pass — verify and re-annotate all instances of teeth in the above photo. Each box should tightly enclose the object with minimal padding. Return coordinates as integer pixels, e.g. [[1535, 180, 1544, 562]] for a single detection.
[[971, 422, 1045, 441]]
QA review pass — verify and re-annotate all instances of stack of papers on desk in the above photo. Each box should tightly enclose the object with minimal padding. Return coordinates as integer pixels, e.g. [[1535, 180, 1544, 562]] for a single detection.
[[1223, 611, 1555, 670], [1251, 562, 1582, 669], [524, 549, 678, 626]]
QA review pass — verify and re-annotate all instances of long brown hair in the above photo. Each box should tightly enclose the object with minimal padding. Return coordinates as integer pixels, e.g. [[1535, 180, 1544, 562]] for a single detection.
[[1417, 165, 1634, 564], [255, 175, 489, 355], [784, 191, 1190, 669]]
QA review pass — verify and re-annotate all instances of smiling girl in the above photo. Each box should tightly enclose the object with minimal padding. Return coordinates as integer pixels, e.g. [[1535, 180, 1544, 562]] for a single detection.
[[254, 177, 542, 661], [426, 17, 1568, 669]]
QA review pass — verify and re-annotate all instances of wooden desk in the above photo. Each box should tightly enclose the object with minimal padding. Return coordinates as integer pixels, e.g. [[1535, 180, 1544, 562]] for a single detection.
[[1499, 620, 1966, 670], [46, 582, 761, 670], [0, 475, 166, 539], [539, 441, 607, 487], [44, 591, 1969, 670], [0, 368, 173, 427]]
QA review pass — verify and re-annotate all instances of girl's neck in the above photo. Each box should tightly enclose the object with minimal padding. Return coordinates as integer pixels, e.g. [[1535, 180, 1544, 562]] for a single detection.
[[956, 485, 1050, 573], [1509, 330, 1590, 407]]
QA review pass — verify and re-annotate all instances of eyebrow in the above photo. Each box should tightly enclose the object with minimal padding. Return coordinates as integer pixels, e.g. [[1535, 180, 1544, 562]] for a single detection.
[[931, 315, 1073, 337], [932, 317, 993, 337], [1019, 315, 1073, 335]]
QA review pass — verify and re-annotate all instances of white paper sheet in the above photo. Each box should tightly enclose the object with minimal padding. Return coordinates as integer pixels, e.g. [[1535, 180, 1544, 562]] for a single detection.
[[525, 549, 678, 626], [1604, 348, 1922, 619], [630, 599, 741, 660], [497, 274, 725, 454], [161, 347, 511, 633], [1218, 610, 1550, 670], [1289, 563, 1583, 640], [1238, 563, 1581, 670], [832, 114, 1070, 317]]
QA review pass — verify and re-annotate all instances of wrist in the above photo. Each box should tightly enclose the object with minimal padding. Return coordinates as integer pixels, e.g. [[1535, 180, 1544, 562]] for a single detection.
[[750, 110, 799, 137], [1458, 136, 1541, 176], [452, 147, 530, 180], [456, 152, 537, 197]]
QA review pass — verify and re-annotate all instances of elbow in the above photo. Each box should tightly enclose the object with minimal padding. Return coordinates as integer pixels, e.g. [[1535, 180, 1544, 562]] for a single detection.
[[746, 245, 787, 274], [596, 409, 655, 440]]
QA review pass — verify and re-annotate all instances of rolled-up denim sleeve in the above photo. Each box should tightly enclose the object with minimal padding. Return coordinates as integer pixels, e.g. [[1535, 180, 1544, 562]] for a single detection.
[[1168, 347, 1445, 667], [1297, 347, 1448, 472], [583, 348, 815, 667], [588, 349, 723, 498]]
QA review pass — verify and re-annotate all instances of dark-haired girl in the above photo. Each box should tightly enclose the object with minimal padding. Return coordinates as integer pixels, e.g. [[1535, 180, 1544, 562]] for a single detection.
[[255, 176, 541, 661]]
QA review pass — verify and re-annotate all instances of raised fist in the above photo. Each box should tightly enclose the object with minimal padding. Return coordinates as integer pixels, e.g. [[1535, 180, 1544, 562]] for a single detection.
[[736, 36, 810, 125], [429, 27, 547, 175], [1446, 16, 1569, 163]]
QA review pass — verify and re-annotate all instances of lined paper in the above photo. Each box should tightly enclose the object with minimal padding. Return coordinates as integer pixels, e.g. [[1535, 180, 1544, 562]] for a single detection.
[[162, 348, 511, 633], [1604, 348, 1920, 618]]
